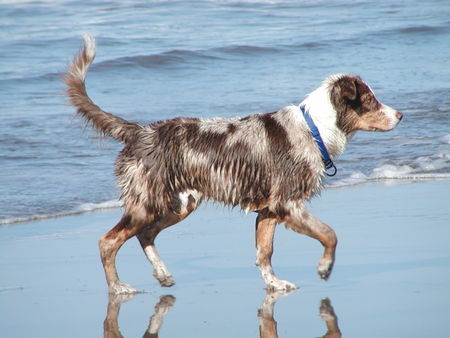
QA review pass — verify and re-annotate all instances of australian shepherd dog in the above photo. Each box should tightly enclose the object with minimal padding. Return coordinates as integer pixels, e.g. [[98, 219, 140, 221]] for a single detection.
[[65, 36, 402, 294]]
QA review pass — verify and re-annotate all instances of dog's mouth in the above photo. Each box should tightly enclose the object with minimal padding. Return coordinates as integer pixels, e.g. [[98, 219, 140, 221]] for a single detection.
[[364, 108, 403, 132], [368, 115, 403, 132], [368, 126, 390, 132]]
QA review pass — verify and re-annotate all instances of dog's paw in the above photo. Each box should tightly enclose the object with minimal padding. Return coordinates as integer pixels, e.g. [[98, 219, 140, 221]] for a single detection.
[[317, 258, 334, 280], [261, 288, 297, 309], [109, 282, 138, 295], [266, 279, 298, 292], [108, 292, 136, 305], [156, 274, 175, 287]]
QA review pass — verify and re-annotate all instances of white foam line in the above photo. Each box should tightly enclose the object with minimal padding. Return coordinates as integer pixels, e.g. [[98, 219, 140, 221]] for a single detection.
[[328, 173, 450, 189], [0, 200, 123, 226]]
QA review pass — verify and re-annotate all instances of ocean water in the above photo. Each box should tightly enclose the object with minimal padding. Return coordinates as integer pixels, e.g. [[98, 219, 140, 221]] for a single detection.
[[0, 0, 449, 225]]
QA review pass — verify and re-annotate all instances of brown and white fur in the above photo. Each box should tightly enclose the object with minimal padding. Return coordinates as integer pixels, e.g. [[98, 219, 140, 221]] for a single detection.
[[65, 36, 402, 294]]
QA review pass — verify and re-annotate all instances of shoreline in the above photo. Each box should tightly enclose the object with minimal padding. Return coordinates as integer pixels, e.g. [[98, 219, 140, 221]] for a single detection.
[[2, 176, 449, 226]]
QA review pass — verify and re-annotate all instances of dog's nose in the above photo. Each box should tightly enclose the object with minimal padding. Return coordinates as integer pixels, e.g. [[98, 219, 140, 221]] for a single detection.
[[396, 111, 403, 121]]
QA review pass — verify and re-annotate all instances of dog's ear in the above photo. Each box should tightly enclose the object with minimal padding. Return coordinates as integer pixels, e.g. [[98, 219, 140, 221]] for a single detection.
[[339, 76, 357, 101], [336, 76, 358, 101]]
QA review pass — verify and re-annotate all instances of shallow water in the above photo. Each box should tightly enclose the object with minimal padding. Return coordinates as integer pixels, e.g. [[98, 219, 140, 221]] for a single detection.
[[0, 0, 449, 224], [0, 181, 449, 337]]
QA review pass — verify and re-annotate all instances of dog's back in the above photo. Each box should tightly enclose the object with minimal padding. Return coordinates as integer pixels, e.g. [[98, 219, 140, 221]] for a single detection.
[[116, 109, 324, 217]]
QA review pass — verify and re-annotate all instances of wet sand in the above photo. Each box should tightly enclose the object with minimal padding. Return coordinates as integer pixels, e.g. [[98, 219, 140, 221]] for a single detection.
[[1, 181, 449, 337]]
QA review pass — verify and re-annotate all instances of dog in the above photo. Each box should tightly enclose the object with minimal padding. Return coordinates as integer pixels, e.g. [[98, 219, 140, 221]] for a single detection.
[[65, 36, 402, 294]]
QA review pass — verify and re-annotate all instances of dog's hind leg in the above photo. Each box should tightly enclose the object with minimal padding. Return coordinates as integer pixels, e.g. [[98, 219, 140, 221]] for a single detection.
[[136, 213, 181, 287], [284, 203, 337, 280], [137, 192, 200, 287], [255, 210, 298, 291], [99, 213, 152, 294]]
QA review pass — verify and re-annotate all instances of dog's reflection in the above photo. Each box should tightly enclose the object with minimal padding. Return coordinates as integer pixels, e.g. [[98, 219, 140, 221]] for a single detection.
[[319, 298, 342, 338], [257, 291, 341, 338], [104, 294, 175, 338], [104, 291, 341, 338]]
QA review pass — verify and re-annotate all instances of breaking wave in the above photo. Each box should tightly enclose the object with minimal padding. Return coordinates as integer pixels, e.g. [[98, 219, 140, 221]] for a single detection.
[[330, 152, 450, 188]]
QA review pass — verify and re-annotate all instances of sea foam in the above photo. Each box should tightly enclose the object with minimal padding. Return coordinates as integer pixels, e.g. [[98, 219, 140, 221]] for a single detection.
[[331, 152, 450, 188], [0, 200, 123, 226]]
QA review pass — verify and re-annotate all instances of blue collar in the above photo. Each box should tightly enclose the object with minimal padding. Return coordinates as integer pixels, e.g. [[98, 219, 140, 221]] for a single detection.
[[300, 105, 337, 176]]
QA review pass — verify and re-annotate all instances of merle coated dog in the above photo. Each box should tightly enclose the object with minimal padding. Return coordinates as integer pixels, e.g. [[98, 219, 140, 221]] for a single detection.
[[65, 36, 402, 294]]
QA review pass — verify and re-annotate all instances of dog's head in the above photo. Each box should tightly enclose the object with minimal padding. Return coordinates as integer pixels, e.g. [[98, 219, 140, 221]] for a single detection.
[[329, 75, 403, 135]]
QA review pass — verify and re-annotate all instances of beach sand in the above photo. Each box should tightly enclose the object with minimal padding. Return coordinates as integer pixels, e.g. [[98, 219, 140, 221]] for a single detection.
[[1, 180, 449, 337]]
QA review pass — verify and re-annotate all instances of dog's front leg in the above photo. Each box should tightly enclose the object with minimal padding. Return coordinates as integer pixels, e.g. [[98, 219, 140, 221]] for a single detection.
[[137, 220, 176, 288], [255, 211, 297, 291], [284, 205, 337, 280]]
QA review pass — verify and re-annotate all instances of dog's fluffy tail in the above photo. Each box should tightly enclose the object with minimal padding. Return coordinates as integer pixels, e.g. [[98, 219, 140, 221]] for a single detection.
[[65, 35, 141, 144]]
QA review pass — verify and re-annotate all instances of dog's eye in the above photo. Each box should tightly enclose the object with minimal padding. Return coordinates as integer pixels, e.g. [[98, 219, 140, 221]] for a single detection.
[[363, 95, 378, 108], [363, 95, 372, 104]]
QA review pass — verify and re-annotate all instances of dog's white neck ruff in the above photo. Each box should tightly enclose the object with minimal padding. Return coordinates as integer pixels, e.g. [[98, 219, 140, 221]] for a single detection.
[[300, 75, 352, 159]]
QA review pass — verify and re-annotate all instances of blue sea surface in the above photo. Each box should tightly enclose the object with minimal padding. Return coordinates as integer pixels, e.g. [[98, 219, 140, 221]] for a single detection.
[[0, 0, 449, 224]]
